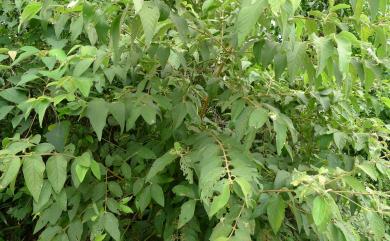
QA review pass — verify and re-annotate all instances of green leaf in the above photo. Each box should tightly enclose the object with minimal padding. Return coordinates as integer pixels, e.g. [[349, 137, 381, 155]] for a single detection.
[[209, 181, 230, 217], [41, 56, 57, 70], [23, 155, 45, 202], [151, 183, 165, 207], [34, 99, 50, 127], [140, 105, 157, 125], [103, 212, 120, 241], [0, 157, 21, 190], [367, 212, 385, 241], [70, 16, 84, 41], [110, 15, 121, 64], [67, 219, 83, 241], [18, 73, 39, 86], [268, 0, 285, 15], [312, 196, 331, 228], [248, 108, 268, 129], [358, 163, 378, 181], [312, 35, 334, 76], [335, 33, 352, 76], [73, 58, 94, 77], [139, 2, 160, 46], [178, 199, 196, 228], [0, 105, 14, 120], [170, 14, 189, 42], [108, 181, 123, 197], [109, 102, 126, 133], [86, 98, 109, 141], [137, 185, 151, 213], [54, 14, 69, 38], [90, 160, 101, 180], [333, 131, 348, 150], [287, 42, 306, 81], [12, 46, 39, 66], [235, 0, 267, 46], [39, 226, 61, 241], [46, 155, 67, 193], [146, 150, 178, 181], [45, 121, 70, 152], [74, 152, 92, 183], [0, 88, 27, 104], [274, 118, 287, 155], [19, 2, 42, 30], [75, 77, 93, 97], [235, 177, 252, 206], [335, 221, 360, 241], [381, 97, 390, 108], [267, 195, 285, 234], [343, 176, 365, 192]]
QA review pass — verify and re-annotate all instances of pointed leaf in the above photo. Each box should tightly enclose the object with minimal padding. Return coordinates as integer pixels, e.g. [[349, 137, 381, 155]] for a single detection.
[[46, 155, 67, 193], [19, 2, 42, 30], [86, 98, 109, 141], [235, 0, 267, 46], [110, 15, 121, 64], [23, 155, 45, 201], [178, 200, 196, 228], [267, 195, 285, 234], [151, 183, 165, 207], [103, 212, 120, 241], [209, 181, 230, 217], [248, 108, 268, 129], [0, 157, 21, 189], [146, 150, 178, 181], [139, 2, 160, 46], [335, 32, 352, 75], [312, 196, 331, 228]]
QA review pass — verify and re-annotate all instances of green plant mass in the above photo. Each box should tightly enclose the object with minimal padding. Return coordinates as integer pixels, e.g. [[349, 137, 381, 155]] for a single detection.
[[0, 0, 389, 240]]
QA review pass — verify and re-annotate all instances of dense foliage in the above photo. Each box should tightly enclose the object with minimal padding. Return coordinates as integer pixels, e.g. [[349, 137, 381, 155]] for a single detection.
[[0, 0, 389, 240]]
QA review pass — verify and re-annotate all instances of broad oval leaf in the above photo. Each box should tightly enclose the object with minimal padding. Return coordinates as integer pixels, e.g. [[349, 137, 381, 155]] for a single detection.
[[46, 155, 68, 193], [23, 155, 45, 202], [267, 195, 285, 234]]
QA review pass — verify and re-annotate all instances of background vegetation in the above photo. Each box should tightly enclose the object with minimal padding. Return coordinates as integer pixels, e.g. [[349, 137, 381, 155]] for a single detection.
[[0, 0, 389, 240]]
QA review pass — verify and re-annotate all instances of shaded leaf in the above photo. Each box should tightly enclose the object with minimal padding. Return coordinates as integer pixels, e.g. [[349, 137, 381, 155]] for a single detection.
[[267, 195, 285, 234], [178, 200, 196, 228]]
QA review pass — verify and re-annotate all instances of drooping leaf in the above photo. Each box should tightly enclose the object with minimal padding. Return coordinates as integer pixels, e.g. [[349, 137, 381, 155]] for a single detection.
[[178, 200, 196, 228], [46, 155, 68, 193], [139, 2, 160, 46], [146, 150, 178, 181], [312, 196, 331, 229], [19, 2, 42, 30], [45, 121, 71, 152], [274, 118, 287, 155], [248, 108, 268, 129], [73, 58, 94, 77], [86, 98, 109, 141], [151, 183, 165, 207], [367, 212, 385, 241], [109, 102, 126, 133], [70, 16, 84, 41], [0, 105, 14, 120], [335, 32, 352, 76], [209, 181, 230, 218], [267, 195, 285, 234], [103, 212, 120, 241], [235, 0, 267, 46], [0, 157, 21, 190], [23, 155, 45, 202], [110, 15, 121, 64], [312, 35, 334, 76]]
